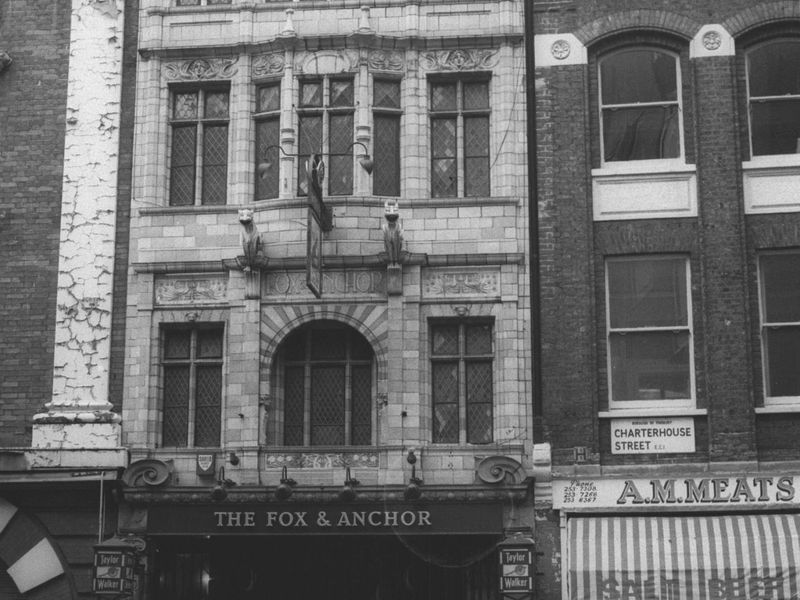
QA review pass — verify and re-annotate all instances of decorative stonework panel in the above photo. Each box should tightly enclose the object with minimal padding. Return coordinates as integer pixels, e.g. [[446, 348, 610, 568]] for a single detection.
[[368, 50, 404, 72], [252, 52, 285, 78], [165, 57, 238, 81], [295, 50, 359, 74], [154, 276, 227, 305], [265, 452, 379, 469], [264, 270, 385, 297], [422, 269, 500, 298], [419, 49, 499, 71]]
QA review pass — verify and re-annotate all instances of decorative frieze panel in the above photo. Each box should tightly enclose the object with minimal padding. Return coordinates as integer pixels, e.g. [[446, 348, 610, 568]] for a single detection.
[[252, 52, 285, 78], [422, 269, 500, 298], [155, 276, 227, 305], [165, 57, 238, 81], [420, 49, 499, 71], [295, 50, 359, 75], [368, 50, 404, 72], [264, 270, 385, 297], [265, 452, 379, 469]]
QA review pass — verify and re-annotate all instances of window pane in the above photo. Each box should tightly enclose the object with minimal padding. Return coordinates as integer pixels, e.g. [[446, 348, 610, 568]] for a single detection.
[[170, 126, 196, 206], [202, 134, 228, 206], [761, 254, 800, 323], [433, 404, 458, 443], [431, 82, 457, 111], [284, 366, 305, 446], [374, 80, 401, 109], [750, 99, 800, 156], [432, 119, 457, 197], [330, 80, 354, 107], [466, 361, 492, 405], [310, 366, 345, 445], [300, 81, 322, 107], [749, 42, 800, 97], [764, 326, 800, 397], [601, 50, 677, 104], [204, 91, 229, 119], [194, 365, 221, 447], [329, 113, 353, 153], [467, 404, 493, 444], [351, 365, 372, 445], [608, 258, 687, 328], [610, 331, 691, 401], [197, 329, 223, 358], [256, 118, 280, 200], [173, 92, 198, 119], [164, 330, 191, 359], [432, 362, 459, 404], [257, 83, 281, 112], [163, 366, 190, 447], [464, 116, 489, 197], [432, 159, 457, 197], [465, 324, 492, 355], [329, 113, 354, 196], [298, 115, 322, 195], [431, 119, 456, 157], [374, 114, 400, 196], [432, 325, 459, 355], [463, 81, 489, 110], [602, 105, 680, 161]]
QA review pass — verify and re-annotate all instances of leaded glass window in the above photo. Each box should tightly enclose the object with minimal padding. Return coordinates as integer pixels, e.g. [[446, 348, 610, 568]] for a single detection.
[[759, 252, 800, 400], [599, 49, 681, 162], [431, 321, 494, 444], [169, 87, 229, 206], [373, 78, 401, 196], [606, 257, 694, 408], [255, 82, 281, 200], [162, 325, 224, 447], [297, 78, 355, 196], [280, 321, 373, 446], [748, 40, 800, 156], [430, 77, 490, 198]]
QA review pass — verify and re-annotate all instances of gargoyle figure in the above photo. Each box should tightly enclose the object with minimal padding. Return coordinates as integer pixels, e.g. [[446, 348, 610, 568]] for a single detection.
[[237, 208, 262, 271], [382, 199, 404, 265]]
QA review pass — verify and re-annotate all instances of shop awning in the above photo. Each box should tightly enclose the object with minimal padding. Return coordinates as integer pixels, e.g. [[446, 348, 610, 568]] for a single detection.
[[568, 514, 800, 600]]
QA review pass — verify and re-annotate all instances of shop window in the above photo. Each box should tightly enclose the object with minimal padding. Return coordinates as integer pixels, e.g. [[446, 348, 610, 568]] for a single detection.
[[373, 78, 401, 196], [758, 252, 800, 401], [429, 77, 490, 198], [430, 320, 494, 444], [254, 81, 281, 200], [747, 40, 800, 156], [605, 257, 694, 409], [598, 48, 682, 163], [169, 87, 230, 206], [297, 77, 355, 196], [161, 325, 224, 447], [280, 321, 373, 446]]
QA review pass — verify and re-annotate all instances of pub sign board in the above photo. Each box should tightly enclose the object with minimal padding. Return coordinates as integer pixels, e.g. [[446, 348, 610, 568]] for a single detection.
[[499, 547, 533, 593], [93, 549, 135, 595]]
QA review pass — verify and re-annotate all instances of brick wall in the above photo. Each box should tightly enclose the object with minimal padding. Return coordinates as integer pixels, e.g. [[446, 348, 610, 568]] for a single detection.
[[0, 1, 70, 446]]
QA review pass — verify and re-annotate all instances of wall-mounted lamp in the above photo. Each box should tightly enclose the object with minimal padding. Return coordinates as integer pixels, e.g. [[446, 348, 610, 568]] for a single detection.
[[275, 466, 297, 501], [210, 467, 236, 502], [404, 449, 424, 501], [339, 467, 360, 502]]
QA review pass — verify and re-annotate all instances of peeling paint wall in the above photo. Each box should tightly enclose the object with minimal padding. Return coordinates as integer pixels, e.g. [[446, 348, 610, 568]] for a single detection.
[[44, 0, 125, 420]]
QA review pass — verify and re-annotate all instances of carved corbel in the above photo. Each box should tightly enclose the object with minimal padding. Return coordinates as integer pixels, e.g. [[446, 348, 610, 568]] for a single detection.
[[121, 459, 174, 488], [476, 455, 526, 485], [381, 200, 407, 295]]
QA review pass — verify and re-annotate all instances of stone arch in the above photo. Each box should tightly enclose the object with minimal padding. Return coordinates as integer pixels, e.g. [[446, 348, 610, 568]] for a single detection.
[[723, 2, 800, 37], [574, 10, 701, 47], [0, 496, 73, 598], [259, 303, 389, 388]]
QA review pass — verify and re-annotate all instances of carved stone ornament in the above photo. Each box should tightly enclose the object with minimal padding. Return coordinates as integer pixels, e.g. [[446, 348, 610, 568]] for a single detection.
[[550, 39, 571, 60], [296, 50, 359, 75], [420, 49, 499, 71], [265, 452, 379, 469], [476, 456, 526, 485], [422, 270, 500, 297], [368, 50, 404, 72], [121, 459, 174, 488], [252, 52, 285, 78], [165, 57, 238, 81], [702, 30, 722, 51], [155, 276, 227, 305], [0, 51, 11, 73]]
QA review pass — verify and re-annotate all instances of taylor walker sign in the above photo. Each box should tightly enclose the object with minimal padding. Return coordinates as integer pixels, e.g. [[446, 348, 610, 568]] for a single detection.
[[554, 476, 799, 510], [610, 417, 695, 454]]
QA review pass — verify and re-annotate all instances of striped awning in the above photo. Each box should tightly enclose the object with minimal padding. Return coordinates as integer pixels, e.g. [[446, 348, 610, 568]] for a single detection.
[[568, 514, 800, 600]]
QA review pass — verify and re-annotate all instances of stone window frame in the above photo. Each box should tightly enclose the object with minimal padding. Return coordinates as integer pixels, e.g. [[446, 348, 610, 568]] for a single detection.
[[603, 255, 696, 412]]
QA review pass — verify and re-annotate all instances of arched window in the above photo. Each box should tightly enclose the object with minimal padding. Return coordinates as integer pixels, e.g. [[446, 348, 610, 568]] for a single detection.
[[598, 48, 682, 163], [277, 321, 374, 446]]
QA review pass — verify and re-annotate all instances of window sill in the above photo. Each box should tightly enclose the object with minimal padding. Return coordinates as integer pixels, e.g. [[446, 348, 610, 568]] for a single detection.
[[598, 408, 707, 418], [592, 160, 695, 177], [755, 403, 800, 414], [742, 157, 800, 214], [743, 154, 800, 170]]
